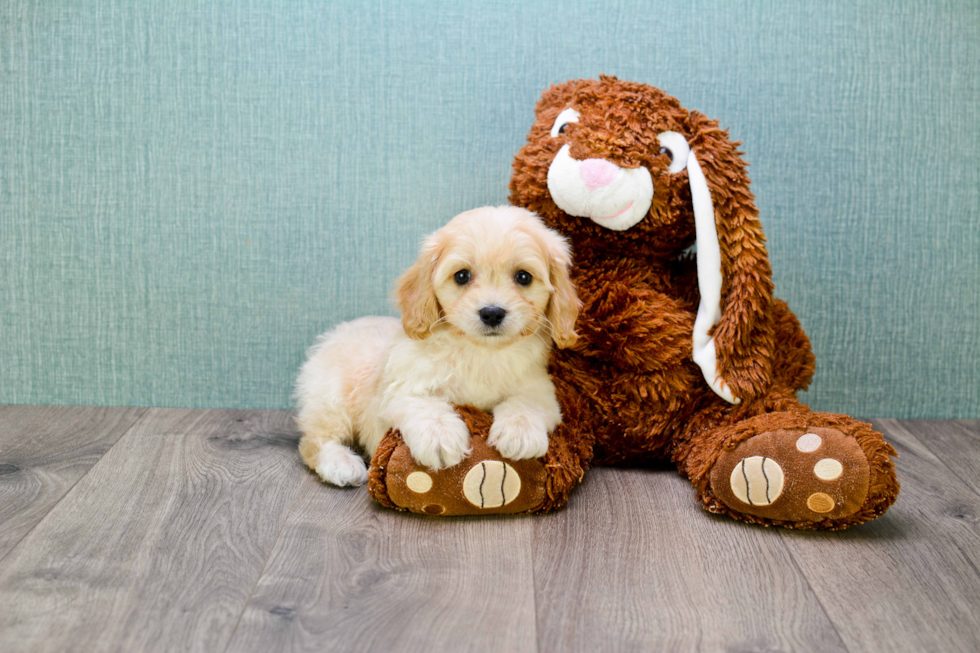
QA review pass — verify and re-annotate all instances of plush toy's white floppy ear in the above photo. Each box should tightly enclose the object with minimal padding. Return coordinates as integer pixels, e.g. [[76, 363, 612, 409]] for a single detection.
[[658, 131, 740, 404]]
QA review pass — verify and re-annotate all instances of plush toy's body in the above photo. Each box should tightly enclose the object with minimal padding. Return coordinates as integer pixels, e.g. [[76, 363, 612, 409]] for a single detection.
[[369, 77, 899, 529]]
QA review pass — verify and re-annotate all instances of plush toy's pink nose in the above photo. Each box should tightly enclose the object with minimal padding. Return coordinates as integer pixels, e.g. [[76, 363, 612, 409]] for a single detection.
[[579, 158, 619, 192]]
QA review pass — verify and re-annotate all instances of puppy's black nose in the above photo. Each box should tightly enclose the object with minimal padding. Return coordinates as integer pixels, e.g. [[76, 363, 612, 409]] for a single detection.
[[479, 306, 507, 328]]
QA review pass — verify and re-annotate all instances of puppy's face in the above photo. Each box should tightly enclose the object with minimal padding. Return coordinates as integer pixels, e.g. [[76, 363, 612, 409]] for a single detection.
[[396, 207, 579, 348], [433, 213, 552, 346]]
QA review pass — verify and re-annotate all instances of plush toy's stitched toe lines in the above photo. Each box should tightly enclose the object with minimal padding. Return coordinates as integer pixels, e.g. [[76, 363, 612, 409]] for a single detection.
[[500, 463, 507, 503], [462, 460, 521, 508], [762, 456, 771, 504], [742, 461, 752, 506], [729, 456, 784, 506], [478, 462, 487, 508]]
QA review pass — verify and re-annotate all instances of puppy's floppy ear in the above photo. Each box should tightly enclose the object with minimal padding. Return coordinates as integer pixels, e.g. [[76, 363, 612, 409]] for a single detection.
[[541, 228, 581, 349], [395, 233, 444, 340], [665, 110, 775, 403]]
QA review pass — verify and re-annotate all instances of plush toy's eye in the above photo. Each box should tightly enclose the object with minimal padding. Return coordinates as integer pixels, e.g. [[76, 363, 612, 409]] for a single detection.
[[656, 131, 691, 174], [454, 270, 471, 285], [514, 270, 533, 286], [550, 108, 580, 138]]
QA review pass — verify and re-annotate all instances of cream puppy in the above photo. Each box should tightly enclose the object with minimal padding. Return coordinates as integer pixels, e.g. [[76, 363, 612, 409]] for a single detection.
[[295, 206, 580, 487]]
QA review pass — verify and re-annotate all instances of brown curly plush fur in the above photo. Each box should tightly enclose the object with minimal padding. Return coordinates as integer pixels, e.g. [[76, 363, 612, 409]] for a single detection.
[[369, 76, 899, 529]]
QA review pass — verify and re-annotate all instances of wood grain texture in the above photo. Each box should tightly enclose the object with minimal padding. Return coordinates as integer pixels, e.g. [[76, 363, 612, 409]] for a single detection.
[[886, 420, 980, 496], [777, 420, 980, 653], [0, 408, 303, 653], [0, 405, 146, 561], [1, 411, 978, 652], [225, 474, 537, 653], [531, 466, 847, 652]]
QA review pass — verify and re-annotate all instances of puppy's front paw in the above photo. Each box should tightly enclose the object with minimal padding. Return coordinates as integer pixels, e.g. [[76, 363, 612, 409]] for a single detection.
[[488, 413, 549, 460], [314, 442, 369, 487], [401, 413, 471, 471]]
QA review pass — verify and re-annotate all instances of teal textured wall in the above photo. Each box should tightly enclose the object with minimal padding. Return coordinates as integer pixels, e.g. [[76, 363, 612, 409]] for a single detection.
[[1, 1, 978, 417]]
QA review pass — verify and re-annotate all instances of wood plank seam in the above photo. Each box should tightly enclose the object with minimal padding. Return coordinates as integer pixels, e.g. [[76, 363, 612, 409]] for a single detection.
[[220, 474, 310, 653], [0, 406, 149, 566], [529, 518, 542, 653], [775, 531, 852, 652], [884, 420, 980, 503]]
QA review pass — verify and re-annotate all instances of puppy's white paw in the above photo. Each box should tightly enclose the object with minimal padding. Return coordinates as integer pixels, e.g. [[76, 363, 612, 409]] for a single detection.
[[488, 413, 549, 460], [401, 413, 471, 470], [314, 442, 368, 487]]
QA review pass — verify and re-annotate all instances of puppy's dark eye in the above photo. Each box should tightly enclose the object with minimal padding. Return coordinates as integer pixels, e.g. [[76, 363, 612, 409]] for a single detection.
[[659, 146, 672, 162], [454, 270, 471, 285], [557, 123, 568, 135], [514, 270, 533, 286]]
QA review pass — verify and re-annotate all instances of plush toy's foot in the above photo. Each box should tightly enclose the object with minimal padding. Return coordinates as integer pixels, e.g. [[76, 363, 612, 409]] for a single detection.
[[367, 406, 587, 516], [710, 426, 872, 521], [369, 433, 547, 516], [696, 412, 898, 529]]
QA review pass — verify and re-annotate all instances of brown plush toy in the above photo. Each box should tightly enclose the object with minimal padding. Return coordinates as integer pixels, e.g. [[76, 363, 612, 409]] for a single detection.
[[369, 76, 899, 529]]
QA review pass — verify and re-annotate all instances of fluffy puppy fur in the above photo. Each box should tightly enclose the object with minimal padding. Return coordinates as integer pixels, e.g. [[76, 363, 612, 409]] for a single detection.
[[295, 206, 580, 487]]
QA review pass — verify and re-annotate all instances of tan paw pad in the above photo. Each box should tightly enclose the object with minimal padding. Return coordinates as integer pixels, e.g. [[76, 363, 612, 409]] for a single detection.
[[813, 458, 843, 481], [406, 471, 433, 493], [807, 492, 836, 513], [729, 456, 784, 506], [796, 433, 822, 452], [463, 461, 521, 509]]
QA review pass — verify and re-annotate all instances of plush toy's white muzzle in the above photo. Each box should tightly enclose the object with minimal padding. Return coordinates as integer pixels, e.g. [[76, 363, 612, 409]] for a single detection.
[[546, 145, 654, 232]]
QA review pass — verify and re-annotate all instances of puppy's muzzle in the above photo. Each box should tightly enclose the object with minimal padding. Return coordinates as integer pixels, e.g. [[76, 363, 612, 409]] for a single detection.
[[478, 306, 507, 328]]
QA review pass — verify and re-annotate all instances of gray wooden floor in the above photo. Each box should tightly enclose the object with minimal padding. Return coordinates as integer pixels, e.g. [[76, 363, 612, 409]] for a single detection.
[[0, 407, 977, 652]]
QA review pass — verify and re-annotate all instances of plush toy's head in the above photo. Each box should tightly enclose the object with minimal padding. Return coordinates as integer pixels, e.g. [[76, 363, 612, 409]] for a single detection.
[[510, 76, 775, 404], [511, 75, 762, 255]]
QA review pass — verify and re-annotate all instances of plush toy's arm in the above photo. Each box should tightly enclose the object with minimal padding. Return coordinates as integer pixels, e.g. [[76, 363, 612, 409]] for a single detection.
[[572, 279, 694, 375]]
